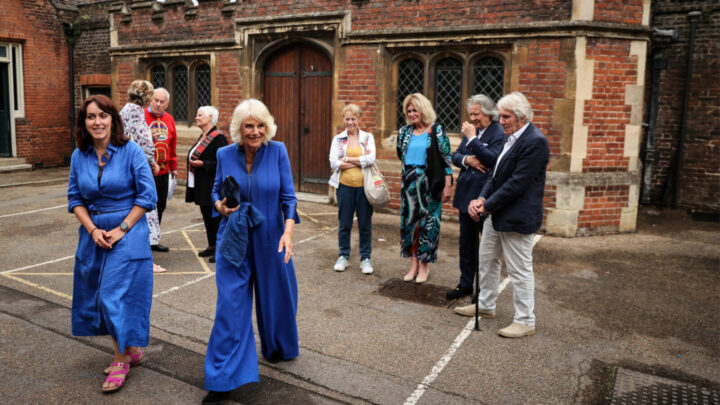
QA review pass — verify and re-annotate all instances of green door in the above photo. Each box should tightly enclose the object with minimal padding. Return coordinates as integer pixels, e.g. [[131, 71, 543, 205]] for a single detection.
[[0, 64, 11, 157]]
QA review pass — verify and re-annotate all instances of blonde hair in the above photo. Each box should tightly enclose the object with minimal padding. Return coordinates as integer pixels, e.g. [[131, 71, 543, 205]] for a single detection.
[[197, 106, 219, 126], [127, 80, 154, 106], [342, 103, 362, 119], [403, 93, 436, 127], [230, 98, 277, 145]]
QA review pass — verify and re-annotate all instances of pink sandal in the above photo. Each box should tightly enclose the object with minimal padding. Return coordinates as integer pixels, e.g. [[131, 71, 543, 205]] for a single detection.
[[104, 349, 142, 374], [101, 362, 129, 393]]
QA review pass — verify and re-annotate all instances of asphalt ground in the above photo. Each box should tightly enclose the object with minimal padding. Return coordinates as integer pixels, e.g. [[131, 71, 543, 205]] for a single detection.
[[0, 167, 718, 404]]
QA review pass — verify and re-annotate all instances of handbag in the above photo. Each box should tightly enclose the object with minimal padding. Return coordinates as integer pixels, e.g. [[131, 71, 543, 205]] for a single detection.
[[362, 163, 390, 208], [220, 175, 242, 208], [167, 173, 177, 199], [425, 124, 447, 200]]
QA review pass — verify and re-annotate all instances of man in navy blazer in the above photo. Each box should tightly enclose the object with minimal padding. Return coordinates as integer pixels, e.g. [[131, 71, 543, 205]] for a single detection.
[[455, 92, 549, 338], [446, 95, 505, 300]]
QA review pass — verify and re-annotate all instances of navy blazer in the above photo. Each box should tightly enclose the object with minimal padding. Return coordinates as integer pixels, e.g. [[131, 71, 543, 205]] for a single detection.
[[451, 121, 505, 213], [480, 122, 549, 234]]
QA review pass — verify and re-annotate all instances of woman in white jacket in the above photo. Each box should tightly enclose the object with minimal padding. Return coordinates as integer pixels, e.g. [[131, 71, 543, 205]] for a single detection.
[[328, 104, 376, 274]]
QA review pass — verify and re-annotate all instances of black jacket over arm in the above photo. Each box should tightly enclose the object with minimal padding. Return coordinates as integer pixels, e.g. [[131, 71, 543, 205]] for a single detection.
[[185, 128, 228, 206]]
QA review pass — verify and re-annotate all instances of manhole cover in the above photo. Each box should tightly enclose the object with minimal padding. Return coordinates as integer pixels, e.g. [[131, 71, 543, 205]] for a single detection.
[[612, 367, 720, 404], [375, 278, 451, 307]]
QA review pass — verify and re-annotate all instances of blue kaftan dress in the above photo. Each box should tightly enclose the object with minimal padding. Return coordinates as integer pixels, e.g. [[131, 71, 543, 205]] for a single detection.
[[67, 141, 157, 351], [204, 141, 300, 392]]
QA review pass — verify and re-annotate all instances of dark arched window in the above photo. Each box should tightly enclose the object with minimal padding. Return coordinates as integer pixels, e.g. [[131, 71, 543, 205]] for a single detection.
[[172, 65, 188, 122], [150, 65, 166, 90], [473, 56, 504, 102], [434, 57, 462, 132], [397, 58, 424, 129], [195, 64, 211, 109]]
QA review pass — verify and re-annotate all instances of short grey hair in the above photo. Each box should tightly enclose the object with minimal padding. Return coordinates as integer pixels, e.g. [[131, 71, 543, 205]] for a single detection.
[[497, 91, 533, 123], [230, 98, 277, 145], [466, 94, 499, 121], [197, 106, 219, 126], [154, 87, 171, 103]]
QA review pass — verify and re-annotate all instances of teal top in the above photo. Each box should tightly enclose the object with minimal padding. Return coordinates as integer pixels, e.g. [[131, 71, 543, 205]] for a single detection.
[[404, 132, 428, 166]]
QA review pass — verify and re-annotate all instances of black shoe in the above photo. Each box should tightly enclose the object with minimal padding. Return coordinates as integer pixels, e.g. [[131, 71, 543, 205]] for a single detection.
[[446, 286, 473, 300], [151, 244, 170, 252], [198, 247, 215, 257], [208, 256, 215, 263], [202, 390, 229, 405]]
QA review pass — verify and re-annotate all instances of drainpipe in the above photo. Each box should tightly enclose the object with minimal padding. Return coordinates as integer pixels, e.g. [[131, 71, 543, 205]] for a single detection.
[[672, 11, 702, 208], [641, 28, 677, 205], [62, 22, 76, 149]]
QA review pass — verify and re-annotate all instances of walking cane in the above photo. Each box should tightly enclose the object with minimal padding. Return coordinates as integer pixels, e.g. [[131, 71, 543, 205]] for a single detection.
[[474, 213, 485, 331]]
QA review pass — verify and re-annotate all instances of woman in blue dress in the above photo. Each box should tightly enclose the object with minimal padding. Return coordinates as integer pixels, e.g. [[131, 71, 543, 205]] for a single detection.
[[67, 95, 157, 393], [203, 98, 300, 405]]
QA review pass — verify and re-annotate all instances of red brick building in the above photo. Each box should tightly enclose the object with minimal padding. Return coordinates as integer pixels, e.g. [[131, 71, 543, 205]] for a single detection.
[[3, 0, 718, 235]]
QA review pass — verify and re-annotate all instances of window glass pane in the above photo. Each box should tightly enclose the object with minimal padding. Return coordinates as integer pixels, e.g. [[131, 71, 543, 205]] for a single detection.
[[397, 58, 424, 129], [151, 65, 166, 90], [11, 46, 18, 110], [434, 57, 462, 132], [195, 64, 211, 108], [172, 65, 188, 122], [0, 46, 6, 58], [473, 57, 504, 102]]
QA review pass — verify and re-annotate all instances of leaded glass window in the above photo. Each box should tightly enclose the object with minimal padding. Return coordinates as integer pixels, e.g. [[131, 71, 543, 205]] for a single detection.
[[150, 65, 166, 90], [397, 58, 424, 129], [473, 57, 504, 102], [434, 57, 462, 132], [196, 64, 211, 109], [172, 65, 188, 122]]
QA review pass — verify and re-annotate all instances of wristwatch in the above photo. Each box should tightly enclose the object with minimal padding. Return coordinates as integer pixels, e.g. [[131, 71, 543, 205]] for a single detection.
[[120, 221, 129, 232]]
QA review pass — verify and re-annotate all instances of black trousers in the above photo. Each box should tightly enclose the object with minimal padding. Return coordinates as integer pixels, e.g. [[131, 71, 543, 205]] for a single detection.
[[199, 204, 220, 247], [458, 211, 484, 289], [154, 172, 169, 224]]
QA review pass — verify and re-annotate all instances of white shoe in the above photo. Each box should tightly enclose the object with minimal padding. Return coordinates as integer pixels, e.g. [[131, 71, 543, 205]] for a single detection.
[[334, 256, 349, 272], [360, 259, 374, 274], [497, 322, 535, 338]]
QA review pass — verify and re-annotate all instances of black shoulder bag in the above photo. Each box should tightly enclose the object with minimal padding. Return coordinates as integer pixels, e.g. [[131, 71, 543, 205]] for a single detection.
[[425, 124, 447, 200]]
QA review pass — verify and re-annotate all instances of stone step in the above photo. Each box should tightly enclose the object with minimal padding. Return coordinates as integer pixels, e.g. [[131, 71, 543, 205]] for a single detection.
[[0, 158, 32, 173]]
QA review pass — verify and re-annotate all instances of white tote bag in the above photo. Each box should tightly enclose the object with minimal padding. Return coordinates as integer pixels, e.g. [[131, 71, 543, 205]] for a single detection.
[[362, 163, 390, 208]]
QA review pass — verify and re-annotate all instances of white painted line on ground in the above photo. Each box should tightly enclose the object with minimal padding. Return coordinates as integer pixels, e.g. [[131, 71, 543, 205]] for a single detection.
[[161, 223, 203, 235], [405, 234, 542, 404], [404, 276, 511, 405], [153, 273, 215, 298], [0, 204, 67, 219], [296, 226, 338, 245], [1, 255, 74, 275]]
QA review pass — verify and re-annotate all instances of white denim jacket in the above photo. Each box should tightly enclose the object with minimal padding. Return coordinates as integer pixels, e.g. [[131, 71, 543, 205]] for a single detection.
[[328, 129, 376, 188]]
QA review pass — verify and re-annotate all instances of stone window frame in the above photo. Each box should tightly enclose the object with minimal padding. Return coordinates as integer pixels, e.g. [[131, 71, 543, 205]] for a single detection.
[[391, 49, 510, 133], [0, 43, 24, 119], [145, 58, 211, 124]]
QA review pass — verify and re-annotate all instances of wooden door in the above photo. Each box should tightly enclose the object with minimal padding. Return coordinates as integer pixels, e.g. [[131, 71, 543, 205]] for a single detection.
[[263, 44, 332, 194]]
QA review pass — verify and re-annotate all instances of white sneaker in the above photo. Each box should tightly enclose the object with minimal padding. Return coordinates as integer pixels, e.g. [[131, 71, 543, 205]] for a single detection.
[[360, 259, 374, 274], [334, 256, 349, 272]]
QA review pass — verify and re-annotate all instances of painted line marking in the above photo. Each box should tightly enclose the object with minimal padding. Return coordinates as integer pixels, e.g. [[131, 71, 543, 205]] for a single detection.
[[2, 273, 73, 300], [297, 208, 319, 224], [1, 255, 74, 275], [405, 234, 541, 405], [153, 273, 215, 298], [0, 204, 67, 219], [181, 229, 212, 274], [296, 226, 338, 245]]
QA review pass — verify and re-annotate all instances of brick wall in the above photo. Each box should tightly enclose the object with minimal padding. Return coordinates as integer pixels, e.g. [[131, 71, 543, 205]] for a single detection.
[[594, 0, 645, 24], [577, 185, 630, 235], [0, 0, 73, 167], [73, 3, 111, 110], [645, 1, 719, 211]]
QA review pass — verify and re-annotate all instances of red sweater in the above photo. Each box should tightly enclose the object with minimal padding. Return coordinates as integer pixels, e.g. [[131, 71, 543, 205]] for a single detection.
[[144, 108, 178, 175]]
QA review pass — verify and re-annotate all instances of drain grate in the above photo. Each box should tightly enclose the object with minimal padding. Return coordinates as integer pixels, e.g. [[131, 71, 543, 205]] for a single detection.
[[375, 278, 451, 307], [612, 367, 720, 405]]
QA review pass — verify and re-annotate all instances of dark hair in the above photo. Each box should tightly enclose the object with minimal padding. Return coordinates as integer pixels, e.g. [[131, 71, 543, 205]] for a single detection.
[[75, 95, 127, 152]]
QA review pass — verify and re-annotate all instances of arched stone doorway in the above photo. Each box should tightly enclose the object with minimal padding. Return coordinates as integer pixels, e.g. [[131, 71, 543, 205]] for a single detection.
[[262, 43, 332, 194]]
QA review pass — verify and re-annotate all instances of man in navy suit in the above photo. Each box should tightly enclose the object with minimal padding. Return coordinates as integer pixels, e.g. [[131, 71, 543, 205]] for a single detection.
[[455, 92, 549, 338], [446, 95, 505, 300]]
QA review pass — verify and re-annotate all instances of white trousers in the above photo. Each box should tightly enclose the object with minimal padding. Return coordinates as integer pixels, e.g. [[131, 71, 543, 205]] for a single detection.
[[477, 215, 536, 326]]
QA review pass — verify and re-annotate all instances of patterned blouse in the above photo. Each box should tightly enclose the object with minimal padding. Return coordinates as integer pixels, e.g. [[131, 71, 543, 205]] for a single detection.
[[120, 103, 155, 166]]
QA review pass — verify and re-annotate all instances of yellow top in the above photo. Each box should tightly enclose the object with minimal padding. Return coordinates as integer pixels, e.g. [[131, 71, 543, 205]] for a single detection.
[[339, 145, 364, 187]]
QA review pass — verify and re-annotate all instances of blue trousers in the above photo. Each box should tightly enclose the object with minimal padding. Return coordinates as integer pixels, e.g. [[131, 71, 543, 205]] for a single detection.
[[336, 184, 373, 260], [458, 212, 483, 289]]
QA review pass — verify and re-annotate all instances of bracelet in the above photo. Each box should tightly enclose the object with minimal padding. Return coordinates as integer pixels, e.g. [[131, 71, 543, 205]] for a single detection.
[[343, 156, 348, 163], [89, 227, 98, 236]]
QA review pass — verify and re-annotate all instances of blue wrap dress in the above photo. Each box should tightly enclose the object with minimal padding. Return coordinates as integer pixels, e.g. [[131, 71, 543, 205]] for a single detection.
[[67, 141, 157, 351], [205, 141, 300, 392]]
